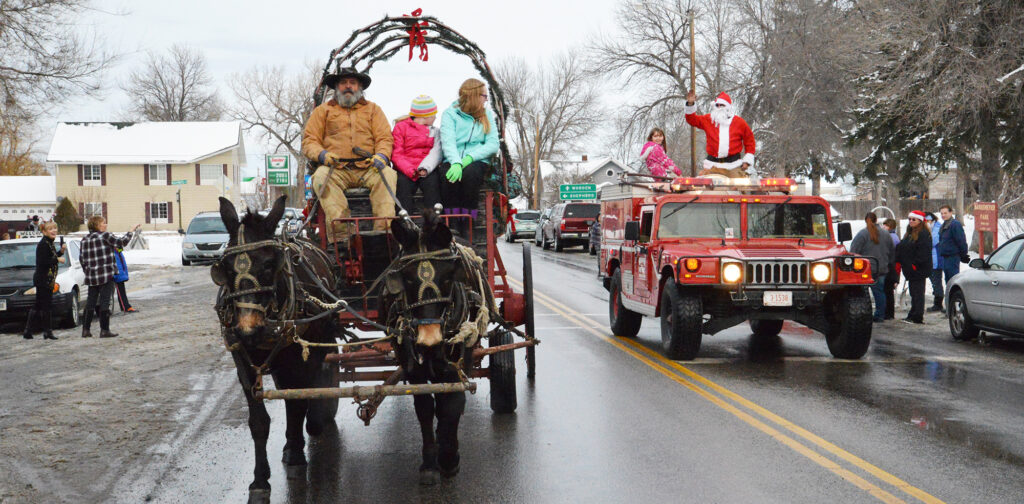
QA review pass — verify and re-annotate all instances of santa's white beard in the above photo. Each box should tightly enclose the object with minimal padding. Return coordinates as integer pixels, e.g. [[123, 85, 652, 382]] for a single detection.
[[334, 88, 363, 108], [711, 105, 734, 127]]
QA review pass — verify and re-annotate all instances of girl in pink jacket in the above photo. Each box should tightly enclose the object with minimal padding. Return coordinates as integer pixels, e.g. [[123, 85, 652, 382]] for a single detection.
[[392, 95, 443, 212], [640, 128, 681, 177]]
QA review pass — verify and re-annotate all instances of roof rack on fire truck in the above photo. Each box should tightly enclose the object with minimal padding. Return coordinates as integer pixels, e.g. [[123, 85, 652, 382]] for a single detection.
[[617, 172, 798, 195]]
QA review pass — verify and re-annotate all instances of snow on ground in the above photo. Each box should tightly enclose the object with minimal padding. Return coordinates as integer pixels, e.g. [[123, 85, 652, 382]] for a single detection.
[[122, 233, 183, 267]]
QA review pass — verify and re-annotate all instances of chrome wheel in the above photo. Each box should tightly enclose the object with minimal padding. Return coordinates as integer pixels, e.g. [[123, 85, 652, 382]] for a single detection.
[[951, 298, 965, 335]]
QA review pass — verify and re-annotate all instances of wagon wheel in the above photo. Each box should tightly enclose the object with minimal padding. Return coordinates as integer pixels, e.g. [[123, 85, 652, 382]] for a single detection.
[[489, 329, 517, 413], [523, 244, 536, 379]]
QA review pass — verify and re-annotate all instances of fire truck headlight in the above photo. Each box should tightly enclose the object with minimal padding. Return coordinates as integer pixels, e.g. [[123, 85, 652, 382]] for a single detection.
[[722, 262, 743, 283], [811, 262, 831, 283]]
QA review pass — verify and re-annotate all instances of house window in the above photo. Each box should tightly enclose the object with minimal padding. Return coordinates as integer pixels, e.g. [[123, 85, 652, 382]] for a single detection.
[[150, 164, 168, 183], [150, 202, 169, 223], [83, 202, 103, 221], [200, 164, 222, 186], [83, 165, 102, 186]]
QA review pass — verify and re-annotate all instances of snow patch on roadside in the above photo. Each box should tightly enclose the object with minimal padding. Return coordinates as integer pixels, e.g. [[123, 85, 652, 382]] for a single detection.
[[123, 234, 183, 266]]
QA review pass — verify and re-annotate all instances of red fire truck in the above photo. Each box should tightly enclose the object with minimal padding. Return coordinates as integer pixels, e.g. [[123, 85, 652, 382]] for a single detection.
[[598, 176, 875, 360]]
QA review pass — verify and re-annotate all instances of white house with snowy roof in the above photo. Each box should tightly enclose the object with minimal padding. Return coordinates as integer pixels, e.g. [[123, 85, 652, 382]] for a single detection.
[[0, 176, 57, 222], [46, 122, 246, 231]]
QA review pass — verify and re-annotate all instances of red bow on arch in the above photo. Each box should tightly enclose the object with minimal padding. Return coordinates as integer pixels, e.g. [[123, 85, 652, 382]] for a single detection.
[[403, 8, 429, 62]]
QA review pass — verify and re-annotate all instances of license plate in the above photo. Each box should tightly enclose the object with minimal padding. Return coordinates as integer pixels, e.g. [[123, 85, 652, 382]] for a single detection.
[[763, 291, 792, 307], [0, 299, 6, 311]]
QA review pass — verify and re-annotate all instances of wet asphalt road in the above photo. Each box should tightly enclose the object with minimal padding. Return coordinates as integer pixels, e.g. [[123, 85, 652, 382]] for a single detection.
[[126, 241, 1024, 503]]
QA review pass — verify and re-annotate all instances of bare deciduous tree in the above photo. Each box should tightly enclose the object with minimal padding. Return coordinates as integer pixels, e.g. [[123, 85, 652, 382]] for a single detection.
[[496, 50, 603, 208], [0, 0, 116, 111], [227, 62, 320, 205], [0, 110, 47, 176], [122, 45, 222, 121]]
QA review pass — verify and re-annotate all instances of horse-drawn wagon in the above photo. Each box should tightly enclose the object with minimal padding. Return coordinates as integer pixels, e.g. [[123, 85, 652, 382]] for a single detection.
[[211, 12, 538, 502]]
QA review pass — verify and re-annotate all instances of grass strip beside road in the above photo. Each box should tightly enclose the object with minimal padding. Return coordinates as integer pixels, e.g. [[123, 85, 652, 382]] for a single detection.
[[509, 276, 944, 504]]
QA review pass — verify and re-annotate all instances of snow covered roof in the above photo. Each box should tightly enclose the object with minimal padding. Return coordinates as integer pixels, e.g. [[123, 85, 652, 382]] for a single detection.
[[47, 121, 245, 164], [0, 176, 56, 204], [539, 156, 631, 178]]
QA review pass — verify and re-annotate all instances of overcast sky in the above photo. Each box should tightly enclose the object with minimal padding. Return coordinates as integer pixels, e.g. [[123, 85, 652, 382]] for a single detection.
[[51, 0, 623, 175]]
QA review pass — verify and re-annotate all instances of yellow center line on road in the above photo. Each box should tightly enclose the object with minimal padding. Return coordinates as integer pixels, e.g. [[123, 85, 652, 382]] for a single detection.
[[507, 276, 944, 504]]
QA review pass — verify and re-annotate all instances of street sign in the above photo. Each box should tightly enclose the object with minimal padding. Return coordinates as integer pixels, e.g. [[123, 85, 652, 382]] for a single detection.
[[559, 183, 597, 200], [974, 201, 999, 258], [266, 154, 291, 186], [170, 179, 188, 185], [560, 191, 597, 200]]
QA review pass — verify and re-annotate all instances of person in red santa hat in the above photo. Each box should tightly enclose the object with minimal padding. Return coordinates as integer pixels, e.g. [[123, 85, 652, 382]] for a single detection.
[[684, 89, 757, 179]]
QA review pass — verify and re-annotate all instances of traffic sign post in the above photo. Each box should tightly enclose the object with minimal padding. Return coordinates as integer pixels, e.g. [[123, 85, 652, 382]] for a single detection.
[[559, 183, 597, 201]]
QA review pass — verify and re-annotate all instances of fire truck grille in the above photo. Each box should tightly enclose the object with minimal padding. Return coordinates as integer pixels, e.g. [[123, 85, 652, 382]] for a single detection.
[[746, 262, 808, 285]]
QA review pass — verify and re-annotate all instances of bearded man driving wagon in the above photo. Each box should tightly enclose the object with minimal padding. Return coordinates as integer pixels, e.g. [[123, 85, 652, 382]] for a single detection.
[[684, 89, 757, 179], [302, 67, 396, 244]]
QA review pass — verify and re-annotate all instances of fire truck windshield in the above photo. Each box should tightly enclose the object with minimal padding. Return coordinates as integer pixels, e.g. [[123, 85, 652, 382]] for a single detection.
[[657, 202, 741, 239], [747, 203, 830, 239]]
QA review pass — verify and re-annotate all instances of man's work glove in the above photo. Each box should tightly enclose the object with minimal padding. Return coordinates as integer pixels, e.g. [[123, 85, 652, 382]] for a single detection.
[[459, 154, 474, 166], [371, 153, 389, 171], [446, 163, 464, 182], [961, 254, 970, 264], [319, 151, 343, 167]]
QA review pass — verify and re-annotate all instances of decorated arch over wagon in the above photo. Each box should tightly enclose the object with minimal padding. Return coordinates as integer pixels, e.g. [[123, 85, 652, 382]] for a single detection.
[[311, 11, 516, 195]]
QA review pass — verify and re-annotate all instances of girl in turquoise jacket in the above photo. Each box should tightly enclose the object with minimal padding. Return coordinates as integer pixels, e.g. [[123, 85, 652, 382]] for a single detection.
[[439, 78, 499, 229]]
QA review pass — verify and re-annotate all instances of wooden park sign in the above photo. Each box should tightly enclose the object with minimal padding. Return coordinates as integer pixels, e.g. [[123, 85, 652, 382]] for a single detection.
[[974, 201, 998, 258]]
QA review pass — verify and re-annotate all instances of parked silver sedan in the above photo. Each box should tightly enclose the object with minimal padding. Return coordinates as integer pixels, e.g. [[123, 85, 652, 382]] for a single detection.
[[946, 234, 1024, 340]]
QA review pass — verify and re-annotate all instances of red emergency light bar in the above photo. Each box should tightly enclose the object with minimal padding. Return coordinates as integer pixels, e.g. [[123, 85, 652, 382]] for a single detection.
[[670, 177, 714, 192]]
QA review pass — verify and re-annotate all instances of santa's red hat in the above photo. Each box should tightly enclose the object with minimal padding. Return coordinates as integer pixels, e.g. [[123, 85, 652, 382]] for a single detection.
[[908, 210, 926, 221], [715, 92, 732, 107]]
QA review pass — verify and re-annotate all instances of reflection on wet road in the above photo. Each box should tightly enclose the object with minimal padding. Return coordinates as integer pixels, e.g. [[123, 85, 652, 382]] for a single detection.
[[129, 242, 1024, 503]]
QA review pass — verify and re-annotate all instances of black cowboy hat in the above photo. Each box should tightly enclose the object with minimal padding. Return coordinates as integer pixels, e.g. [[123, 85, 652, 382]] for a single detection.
[[323, 67, 371, 90]]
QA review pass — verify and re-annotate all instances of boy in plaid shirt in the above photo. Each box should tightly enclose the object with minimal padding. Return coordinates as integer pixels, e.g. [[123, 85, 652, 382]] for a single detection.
[[79, 216, 139, 338]]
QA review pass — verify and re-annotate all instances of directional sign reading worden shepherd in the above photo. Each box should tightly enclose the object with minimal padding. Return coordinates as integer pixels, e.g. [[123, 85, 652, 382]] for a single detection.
[[266, 154, 291, 186], [559, 183, 597, 200]]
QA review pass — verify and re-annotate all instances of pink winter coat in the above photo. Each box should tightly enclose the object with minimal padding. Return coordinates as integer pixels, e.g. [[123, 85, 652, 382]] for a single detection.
[[641, 141, 681, 177], [391, 118, 440, 180]]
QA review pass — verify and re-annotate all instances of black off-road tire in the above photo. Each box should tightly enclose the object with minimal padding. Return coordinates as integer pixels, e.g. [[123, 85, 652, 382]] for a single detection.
[[824, 288, 873, 359], [948, 289, 980, 341], [554, 233, 564, 252], [660, 282, 703, 360], [489, 329, 517, 413], [609, 269, 642, 338], [749, 319, 784, 338]]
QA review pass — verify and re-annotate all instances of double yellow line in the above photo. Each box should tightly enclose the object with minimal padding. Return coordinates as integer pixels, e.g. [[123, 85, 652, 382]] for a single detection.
[[508, 277, 944, 504]]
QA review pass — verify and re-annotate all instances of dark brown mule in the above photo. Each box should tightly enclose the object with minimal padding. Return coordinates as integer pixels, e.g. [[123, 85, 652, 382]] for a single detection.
[[212, 195, 339, 504], [383, 210, 490, 485]]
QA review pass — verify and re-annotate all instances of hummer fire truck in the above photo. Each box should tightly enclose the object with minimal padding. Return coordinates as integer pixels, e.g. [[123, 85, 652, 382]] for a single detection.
[[598, 175, 875, 360]]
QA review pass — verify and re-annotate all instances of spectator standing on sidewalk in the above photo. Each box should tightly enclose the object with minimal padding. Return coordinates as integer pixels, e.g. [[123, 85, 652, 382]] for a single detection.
[[23, 222, 64, 340], [936, 204, 969, 285], [882, 218, 901, 320], [113, 247, 136, 313], [850, 212, 894, 322], [896, 211, 933, 324], [925, 212, 945, 312], [79, 217, 138, 338]]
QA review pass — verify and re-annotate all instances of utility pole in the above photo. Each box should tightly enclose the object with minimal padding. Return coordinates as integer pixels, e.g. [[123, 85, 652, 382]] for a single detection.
[[689, 8, 697, 177], [533, 122, 541, 209]]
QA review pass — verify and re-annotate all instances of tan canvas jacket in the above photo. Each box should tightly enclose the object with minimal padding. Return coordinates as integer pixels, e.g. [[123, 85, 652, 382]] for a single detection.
[[302, 98, 394, 169]]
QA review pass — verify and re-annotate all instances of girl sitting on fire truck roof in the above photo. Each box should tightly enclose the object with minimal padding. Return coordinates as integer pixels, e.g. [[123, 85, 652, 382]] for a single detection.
[[640, 128, 682, 178]]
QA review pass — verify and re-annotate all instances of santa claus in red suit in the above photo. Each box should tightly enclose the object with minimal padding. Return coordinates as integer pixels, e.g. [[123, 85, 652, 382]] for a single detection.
[[684, 90, 757, 178]]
